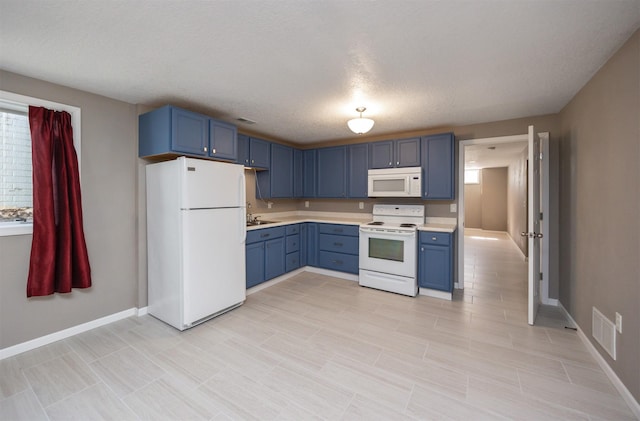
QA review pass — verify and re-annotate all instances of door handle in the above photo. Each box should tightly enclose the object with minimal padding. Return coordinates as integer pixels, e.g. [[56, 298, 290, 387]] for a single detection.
[[521, 232, 543, 238]]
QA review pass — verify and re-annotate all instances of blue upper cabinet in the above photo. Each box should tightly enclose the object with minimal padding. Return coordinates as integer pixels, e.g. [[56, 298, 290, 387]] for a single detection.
[[347, 143, 368, 198], [369, 137, 421, 168], [269, 143, 294, 198], [395, 137, 421, 167], [293, 149, 304, 198], [369, 140, 394, 168], [208, 119, 237, 161], [139, 105, 208, 157], [303, 149, 317, 198], [250, 138, 270, 169], [236, 135, 270, 169], [139, 105, 240, 161], [317, 146, 347, 198], [236, 134, 250, 165], [421, 133, 455, 199]]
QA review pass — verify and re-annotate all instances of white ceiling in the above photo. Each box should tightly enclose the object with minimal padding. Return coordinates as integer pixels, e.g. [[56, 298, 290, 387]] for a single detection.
[[1, 1, 638, 145]]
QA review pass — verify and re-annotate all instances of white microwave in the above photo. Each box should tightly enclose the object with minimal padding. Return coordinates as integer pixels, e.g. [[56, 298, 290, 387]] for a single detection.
[[367, 167, 422, 197]]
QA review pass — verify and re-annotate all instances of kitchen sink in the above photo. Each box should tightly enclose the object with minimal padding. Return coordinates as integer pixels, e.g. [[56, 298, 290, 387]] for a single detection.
[[246, 220, 277, 226]]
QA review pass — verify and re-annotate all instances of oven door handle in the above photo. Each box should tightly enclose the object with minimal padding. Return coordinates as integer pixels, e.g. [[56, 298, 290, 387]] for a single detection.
[[359, 228, 416, 237]]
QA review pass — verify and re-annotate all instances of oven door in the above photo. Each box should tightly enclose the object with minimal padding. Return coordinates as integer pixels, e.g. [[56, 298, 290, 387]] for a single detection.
[[359, 228, 417, 278]]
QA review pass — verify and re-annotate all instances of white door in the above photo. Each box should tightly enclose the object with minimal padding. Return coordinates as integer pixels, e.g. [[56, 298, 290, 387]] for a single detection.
[[527, 125, 541, 325]]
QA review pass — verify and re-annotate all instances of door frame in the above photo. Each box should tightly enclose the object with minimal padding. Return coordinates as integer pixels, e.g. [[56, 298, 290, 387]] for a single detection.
[[457, 134, 550, 305]]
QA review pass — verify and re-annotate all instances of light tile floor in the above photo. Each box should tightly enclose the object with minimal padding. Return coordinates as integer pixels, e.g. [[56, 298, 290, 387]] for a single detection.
[[1, 230, 636, 420]]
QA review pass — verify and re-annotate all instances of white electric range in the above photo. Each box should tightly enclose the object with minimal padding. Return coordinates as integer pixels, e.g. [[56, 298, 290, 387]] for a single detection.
[[358, 204, 424, 296]]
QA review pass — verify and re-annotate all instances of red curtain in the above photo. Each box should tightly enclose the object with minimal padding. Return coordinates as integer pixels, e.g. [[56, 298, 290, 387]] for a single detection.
[[27, 106, 91, 297]]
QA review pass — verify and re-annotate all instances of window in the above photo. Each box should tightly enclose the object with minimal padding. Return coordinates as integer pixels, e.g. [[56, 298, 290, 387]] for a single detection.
[[465, 169, 480, 184], [0, 90, 81, 236], [1, 106, 32, 217]]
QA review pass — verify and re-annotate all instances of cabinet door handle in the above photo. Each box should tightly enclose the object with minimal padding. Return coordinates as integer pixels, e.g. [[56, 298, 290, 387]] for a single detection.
[[261, 233, 270, 238], [432, 237, 437, 241], [204, 146, 208, 152], [251, 159, 255, 164], [334, 229, 343, 233], [212, 148, 217, 154], [332, 260, 343, 265], [421, 247, 424, 251], [334, 242, 343, 247], [396, 161, 400, 165], [388, 161, 392, 166]]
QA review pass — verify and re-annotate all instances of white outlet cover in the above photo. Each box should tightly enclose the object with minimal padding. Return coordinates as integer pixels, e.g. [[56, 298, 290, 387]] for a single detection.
[[616, 312, 622, 333], [450, 203, 457, 213]]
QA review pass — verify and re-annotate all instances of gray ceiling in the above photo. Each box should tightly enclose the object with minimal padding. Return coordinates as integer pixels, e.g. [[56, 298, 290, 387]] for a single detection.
[[1, 0, 639, 145]]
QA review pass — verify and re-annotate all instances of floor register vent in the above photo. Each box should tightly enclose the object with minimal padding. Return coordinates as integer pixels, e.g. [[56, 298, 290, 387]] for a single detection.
[[592, 307, 616, 360]]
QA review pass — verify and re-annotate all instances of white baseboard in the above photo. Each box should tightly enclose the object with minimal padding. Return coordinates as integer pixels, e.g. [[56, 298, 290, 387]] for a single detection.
[[137, 306, 148, 316], [558, 302, 640, 418], [419, 288, 452, 300], [246, 267, 358, 296], [542, 297, 559, 306], [303, 266, 358, 282], [0, 307, 138, 360], [246, 267, 307, 295]]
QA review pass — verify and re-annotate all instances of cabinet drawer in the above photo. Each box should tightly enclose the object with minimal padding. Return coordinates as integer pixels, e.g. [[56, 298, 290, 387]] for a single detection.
[[318, 251, 359, 274], [286, 234, 300, 253], [420, 231, 451, 246], [318, 234, 359, 255], [286, 224, 300, 235], [286, 251, 300, 272], [246, 226, 286, 244], [318, 223, 359, 237]]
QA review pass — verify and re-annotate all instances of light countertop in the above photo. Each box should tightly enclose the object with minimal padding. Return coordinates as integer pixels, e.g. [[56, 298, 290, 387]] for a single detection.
[[247, 212, 457, 233]]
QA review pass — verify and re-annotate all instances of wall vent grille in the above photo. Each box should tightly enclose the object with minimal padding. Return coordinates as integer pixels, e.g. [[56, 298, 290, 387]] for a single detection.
[[592, 307, 616, 360]]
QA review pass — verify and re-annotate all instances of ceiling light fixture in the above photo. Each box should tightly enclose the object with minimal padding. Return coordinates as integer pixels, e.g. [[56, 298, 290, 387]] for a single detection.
[[347, 107, 374, 135]]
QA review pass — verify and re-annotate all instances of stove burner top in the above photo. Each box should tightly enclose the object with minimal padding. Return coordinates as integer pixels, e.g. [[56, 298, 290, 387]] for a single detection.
[[368, 221, 384, 226], [400, 223, 416, 228]]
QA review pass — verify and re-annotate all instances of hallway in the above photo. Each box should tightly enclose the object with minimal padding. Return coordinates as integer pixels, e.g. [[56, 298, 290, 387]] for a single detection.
[[460, 228, 568, 328]]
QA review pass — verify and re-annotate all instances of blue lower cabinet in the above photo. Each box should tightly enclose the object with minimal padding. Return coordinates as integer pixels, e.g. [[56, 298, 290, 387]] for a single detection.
[[299, 224, 308, 266], [418, 231, 453, 292], [246, 226, 285, 288], [306, 223, 319, 267], [318, 234, 359, 254], [317, 223, 359, 274], [318, 251, 359, 274], [265, 237, 285, 280], [286, 251, 300, 272], [246, 242, 265, 288], [285, 225, 301, 272]]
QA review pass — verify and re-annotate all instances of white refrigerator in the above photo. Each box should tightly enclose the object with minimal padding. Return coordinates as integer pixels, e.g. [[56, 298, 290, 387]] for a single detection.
[[146, 157, 246, 330]]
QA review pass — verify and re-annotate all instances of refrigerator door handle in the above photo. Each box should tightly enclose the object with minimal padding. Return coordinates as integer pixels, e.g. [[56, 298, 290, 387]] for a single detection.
[[239, 172, 246, 209], [239, 207, 246, 244]]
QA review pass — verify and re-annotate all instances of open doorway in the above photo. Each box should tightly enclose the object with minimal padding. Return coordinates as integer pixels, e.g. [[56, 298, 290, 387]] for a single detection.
[[457, 134, 528, 283], [457, 132, 551, 324]]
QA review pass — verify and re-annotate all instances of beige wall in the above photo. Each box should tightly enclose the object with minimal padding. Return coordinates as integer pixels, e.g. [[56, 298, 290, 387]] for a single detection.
[[0, 70, 138, 349], [464, 168, 508, 231], [507, 149, 528, 256], [464, 182, 482, 228], [481, 168, 508, 231], [558, 29, 639, 401]]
